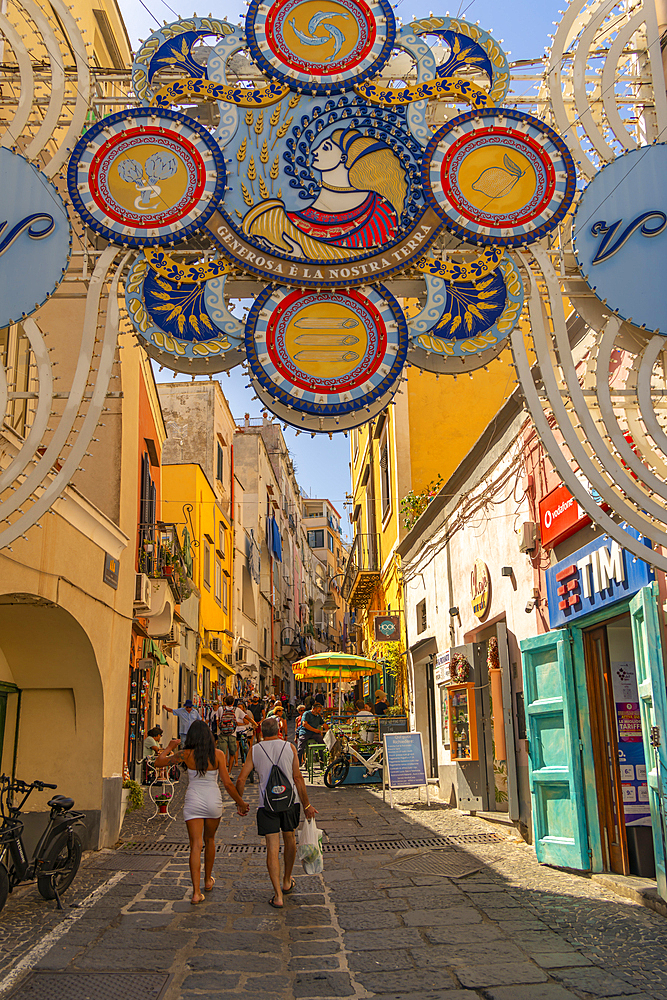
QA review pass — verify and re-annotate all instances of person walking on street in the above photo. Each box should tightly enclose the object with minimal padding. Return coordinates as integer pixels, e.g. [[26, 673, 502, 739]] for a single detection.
[[216, 695, 237, 770], [235, 716, 317, 909], [232, 699, 257, 769], [154, 720, 249, 904], [296, 701, 327, 765], [163, 699, 201, 743], [248, 695, 265, 741]]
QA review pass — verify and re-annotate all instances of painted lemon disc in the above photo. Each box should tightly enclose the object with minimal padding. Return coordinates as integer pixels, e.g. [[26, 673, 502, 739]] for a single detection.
[[424, 109, 576, 247], [245, 0, 396, 95], [246, 284, 407, 415], [67, 109, 226, 247]]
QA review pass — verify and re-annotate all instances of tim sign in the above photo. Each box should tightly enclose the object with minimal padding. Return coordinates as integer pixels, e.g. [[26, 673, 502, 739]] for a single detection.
[[546, 529, 653, 628], [539, 484, 590, 548]]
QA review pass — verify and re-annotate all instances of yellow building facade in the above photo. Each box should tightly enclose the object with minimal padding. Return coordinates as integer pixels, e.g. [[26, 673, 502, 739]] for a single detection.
[[345, 358, 519, 706], [161, 464, 235, 699]]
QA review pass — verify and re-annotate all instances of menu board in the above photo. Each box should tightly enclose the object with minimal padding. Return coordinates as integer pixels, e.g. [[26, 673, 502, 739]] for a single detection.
[[384, 732, 427, 788], [612, 660, 650, 824], [378, 717, 409, 739]]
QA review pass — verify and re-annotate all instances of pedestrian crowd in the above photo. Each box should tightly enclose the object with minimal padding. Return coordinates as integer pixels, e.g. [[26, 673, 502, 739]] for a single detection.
[[146, 687, 391, 907]]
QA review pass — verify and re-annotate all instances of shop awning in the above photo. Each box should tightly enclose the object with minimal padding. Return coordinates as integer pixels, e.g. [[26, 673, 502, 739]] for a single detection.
[[292, 651, 383, 682], [145, 639, 167, 665]]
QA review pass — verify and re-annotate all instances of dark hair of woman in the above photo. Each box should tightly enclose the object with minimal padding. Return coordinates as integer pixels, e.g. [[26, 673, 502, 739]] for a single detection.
[[183, 720, 216, 776], [147, 726, 162, 738]]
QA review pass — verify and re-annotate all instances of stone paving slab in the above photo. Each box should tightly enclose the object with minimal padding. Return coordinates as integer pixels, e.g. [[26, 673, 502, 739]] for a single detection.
[[1, 777, 667, 1000]]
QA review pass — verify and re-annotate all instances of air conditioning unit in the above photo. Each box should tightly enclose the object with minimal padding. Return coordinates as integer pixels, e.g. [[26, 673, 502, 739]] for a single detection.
[[209, 636, 223, 654], [518, 521, 538, 553], [133, 573, 151, 613], [164, 624, 180, 647], [235, 646, 247, 663]]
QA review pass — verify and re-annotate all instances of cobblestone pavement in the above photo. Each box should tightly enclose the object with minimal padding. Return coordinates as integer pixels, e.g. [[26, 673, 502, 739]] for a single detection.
[[1, 771, 666, 1000]]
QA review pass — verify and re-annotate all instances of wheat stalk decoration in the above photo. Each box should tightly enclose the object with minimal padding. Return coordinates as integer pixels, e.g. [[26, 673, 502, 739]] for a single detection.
[[241, 181, 253, 207], [260, 139, 269, 170], [254, 110, 264, 146], [269, 103, 281, 138], [236, 137, 247, 174], [247, 155, 256, 194], [270, 154, 280, 194]]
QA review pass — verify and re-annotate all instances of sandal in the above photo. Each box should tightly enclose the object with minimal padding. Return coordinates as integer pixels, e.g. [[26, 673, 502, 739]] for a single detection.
[[204, 877, 215, 891], [268, 895, 284, 908], [282, 878, 296, 894], [191, 894, 205, 905]]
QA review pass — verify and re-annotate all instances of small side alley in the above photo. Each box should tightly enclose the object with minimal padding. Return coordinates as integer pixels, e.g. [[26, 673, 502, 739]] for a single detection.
[[0, 779, 665, 1000]]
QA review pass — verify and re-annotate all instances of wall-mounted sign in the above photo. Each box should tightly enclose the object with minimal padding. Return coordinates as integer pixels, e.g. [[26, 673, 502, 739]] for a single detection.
[[471, 560, 491, 620], [539, 484, 591, 548], [545, 527, 653, 629], [0, 149, 71, 327], [574, 144, 667, 334], [373, 613, 401, 642], [103, 553, 119, 590], [434, 649, 451, 685]]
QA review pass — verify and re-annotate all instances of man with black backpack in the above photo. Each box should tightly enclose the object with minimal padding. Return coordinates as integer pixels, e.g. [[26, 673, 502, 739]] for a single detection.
[[236, 715, 317, 909]]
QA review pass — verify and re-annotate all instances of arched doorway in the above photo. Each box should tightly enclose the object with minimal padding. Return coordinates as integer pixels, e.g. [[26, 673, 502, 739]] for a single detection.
[[0, 595, 105, 849]]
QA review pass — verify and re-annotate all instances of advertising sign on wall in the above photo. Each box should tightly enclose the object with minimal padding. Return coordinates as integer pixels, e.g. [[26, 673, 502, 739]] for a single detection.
[[545, 527, 653, 628], [471, 561, 491, 620], [539, 484, 591, 548], [373, 614, 401, 642]]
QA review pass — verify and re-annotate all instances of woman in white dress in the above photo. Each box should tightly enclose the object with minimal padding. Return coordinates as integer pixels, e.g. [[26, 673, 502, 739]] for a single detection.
[[155, 720, 249, 903]]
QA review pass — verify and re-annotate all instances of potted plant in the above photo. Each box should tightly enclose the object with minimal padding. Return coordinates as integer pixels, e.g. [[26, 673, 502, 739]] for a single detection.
[[154, 790, 172, 815], [121, 778, 144, 826]]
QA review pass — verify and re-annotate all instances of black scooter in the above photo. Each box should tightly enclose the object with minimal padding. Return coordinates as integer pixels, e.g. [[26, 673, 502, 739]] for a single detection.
[[0, 774, 85, 911]]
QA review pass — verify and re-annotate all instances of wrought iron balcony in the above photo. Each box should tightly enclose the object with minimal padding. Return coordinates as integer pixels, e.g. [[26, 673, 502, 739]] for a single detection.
[[341, 533, 380, 609]]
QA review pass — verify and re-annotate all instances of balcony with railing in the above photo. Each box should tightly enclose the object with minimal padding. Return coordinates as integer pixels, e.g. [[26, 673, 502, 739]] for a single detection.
[[341, 533, 380, 609], [139, 522, 193, 605]]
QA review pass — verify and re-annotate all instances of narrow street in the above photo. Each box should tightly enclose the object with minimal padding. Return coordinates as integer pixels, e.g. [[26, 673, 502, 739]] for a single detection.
[[1, 774, 665, 1000]]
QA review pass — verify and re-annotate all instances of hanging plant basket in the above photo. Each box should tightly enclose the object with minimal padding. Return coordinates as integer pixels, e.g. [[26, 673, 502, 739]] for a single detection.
[[451, 653, 471, 684]]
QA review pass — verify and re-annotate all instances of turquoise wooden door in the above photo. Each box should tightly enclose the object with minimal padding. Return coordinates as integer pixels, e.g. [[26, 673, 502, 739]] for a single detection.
[[520, 631, 590, 869], [629, 584, 667, 900]]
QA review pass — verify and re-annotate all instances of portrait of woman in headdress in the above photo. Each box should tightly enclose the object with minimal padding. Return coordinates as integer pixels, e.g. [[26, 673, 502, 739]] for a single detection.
[[242, 127, 407, 260]]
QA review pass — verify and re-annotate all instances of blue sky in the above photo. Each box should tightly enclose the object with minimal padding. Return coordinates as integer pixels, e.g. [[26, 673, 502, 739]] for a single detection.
[[123, 0, 560, 534]]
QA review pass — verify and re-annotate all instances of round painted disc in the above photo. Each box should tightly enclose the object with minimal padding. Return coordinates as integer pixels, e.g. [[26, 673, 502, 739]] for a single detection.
[[125, 255, 244, 373], [67, 108, 226, 247], [245, 283, 407, 416], [252, 378, 398, 433], [423, 109, 576, 247], [0, 149, 71, 326], [245, 0, 396, 95]]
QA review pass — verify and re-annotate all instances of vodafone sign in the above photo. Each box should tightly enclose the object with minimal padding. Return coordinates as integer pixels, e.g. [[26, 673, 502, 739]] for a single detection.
[[539, 484, 591, 548]]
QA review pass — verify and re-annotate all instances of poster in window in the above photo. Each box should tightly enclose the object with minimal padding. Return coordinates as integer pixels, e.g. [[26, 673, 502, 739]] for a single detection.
[[440, 686, 450, 749]]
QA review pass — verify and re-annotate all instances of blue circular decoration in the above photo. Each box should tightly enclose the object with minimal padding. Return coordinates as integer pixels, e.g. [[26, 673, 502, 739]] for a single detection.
[[125, 255, 244, 374], [67, 108, 226, 248], [573, 144, 667, 335], [213, 92, 435, 287], [0, 149, 71, 327], [423, 108, 576, 248], [408, 255, 524, 373], [245, 282, 408, 416], [246, 0, 396, 97]]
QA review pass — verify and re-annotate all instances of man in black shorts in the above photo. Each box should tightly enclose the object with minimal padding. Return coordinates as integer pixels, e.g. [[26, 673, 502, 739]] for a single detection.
[[236, 716, 317, 908]]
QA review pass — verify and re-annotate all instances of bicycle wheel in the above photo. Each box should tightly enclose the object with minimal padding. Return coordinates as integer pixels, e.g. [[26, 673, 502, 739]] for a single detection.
[[37, 831, 82, 900], [0, 863, 8, 913], [324, 758, 350, 788]]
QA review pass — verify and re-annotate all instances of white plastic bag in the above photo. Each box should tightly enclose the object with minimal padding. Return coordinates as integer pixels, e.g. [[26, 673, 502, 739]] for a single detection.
[[323, 729, 336, 751], [297, 818, 324, 874]]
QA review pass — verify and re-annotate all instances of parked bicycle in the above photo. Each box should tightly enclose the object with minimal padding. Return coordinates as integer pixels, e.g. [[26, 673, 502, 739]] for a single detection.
[[0, 775, 85, 912], [323, 729, 384, 788]]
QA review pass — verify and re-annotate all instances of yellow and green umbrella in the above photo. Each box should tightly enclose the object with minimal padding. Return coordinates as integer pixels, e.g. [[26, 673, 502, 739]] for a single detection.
[[292, 652, 382, 710]]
